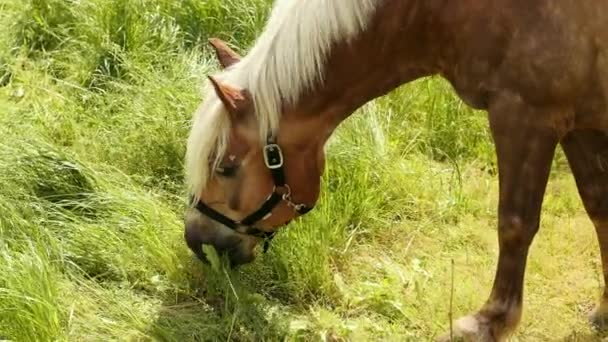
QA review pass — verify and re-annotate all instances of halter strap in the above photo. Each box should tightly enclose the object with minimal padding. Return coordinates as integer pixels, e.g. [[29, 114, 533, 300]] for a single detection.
[[192, 135, 313, 252]]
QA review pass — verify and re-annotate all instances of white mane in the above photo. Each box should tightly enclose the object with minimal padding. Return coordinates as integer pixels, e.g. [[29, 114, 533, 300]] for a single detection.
[[186, 0, 379, 197]]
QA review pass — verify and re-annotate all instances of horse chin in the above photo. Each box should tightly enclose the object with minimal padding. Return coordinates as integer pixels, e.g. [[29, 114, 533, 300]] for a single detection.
[[224, 238, 257, 266], [184, 207, 258, 266]]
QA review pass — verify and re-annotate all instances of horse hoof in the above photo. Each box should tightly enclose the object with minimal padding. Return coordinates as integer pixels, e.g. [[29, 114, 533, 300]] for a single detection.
[[436, 315, 496, 342], [589, 305, 608, 331]]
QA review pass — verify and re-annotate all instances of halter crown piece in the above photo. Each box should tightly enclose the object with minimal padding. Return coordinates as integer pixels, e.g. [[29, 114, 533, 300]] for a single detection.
[[191, 135, 313, 252]]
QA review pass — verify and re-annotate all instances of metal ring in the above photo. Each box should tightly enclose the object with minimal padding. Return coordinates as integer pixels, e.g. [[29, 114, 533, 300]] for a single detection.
[[276, 184, 292, 200]]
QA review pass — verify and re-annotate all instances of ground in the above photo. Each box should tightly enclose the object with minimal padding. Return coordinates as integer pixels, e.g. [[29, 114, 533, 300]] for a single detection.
[[0, 0, 605, 341]]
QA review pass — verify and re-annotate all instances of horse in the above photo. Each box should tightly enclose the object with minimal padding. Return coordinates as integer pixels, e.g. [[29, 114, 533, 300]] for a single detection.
[[183, 0, 608, 340]]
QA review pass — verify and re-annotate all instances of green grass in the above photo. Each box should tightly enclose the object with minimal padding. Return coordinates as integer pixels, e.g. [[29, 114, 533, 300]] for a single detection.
[[0, 0, 604, 341]]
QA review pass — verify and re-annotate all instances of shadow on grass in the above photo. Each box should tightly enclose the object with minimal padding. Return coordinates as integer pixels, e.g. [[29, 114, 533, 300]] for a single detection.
[[146, 253, 291, 342]]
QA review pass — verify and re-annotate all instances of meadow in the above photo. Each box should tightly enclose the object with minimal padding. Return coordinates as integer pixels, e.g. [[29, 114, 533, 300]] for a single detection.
[[0, 0, 605, 341]]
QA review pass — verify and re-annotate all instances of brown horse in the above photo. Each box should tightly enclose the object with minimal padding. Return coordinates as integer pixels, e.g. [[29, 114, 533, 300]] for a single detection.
[[184, 0, 608, 340]]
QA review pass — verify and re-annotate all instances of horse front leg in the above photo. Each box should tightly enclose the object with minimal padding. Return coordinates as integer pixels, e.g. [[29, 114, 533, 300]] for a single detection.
[[560, 130, 608, 328], [438, 93, 560, 341]]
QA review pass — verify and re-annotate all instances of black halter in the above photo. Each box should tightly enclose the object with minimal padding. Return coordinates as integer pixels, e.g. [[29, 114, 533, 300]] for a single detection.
[[192, 136, 313, 252]]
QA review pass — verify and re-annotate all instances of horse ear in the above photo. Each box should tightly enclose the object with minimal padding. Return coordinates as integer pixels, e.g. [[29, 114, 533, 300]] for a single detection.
[[208, 38, 241, 69], [208, 76, 251, 118]]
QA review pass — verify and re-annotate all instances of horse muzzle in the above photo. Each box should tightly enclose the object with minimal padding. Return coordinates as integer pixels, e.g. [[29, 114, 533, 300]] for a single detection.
[[184, 207, 258, 266]]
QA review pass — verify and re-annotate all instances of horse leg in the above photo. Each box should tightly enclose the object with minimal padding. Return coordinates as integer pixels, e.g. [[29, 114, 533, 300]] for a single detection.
[[560, 129, 608, 328], [438, 93, 559, 341]]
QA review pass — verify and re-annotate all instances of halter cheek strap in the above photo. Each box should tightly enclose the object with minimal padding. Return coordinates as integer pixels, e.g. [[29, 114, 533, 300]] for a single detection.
[[192, 135, 313, 252]]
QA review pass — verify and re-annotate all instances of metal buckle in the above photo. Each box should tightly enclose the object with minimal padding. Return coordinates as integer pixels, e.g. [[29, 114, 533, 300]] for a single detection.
[[263, 144, 283, 169]]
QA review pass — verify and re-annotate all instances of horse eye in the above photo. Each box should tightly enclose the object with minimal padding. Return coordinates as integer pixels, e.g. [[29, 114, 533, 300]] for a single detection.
[[216, 165, 238, 177]]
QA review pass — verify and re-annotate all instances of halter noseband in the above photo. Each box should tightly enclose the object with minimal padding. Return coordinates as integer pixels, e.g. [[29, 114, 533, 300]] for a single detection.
[[192, 135, 313, 252]]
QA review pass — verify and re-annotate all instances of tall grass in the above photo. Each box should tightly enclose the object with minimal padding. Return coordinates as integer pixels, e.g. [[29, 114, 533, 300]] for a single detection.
[[0, 0, 599, 341]]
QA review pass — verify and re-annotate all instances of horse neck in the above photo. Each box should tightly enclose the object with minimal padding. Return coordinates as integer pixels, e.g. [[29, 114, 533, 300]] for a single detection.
[[288, 0, 446, 129]]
